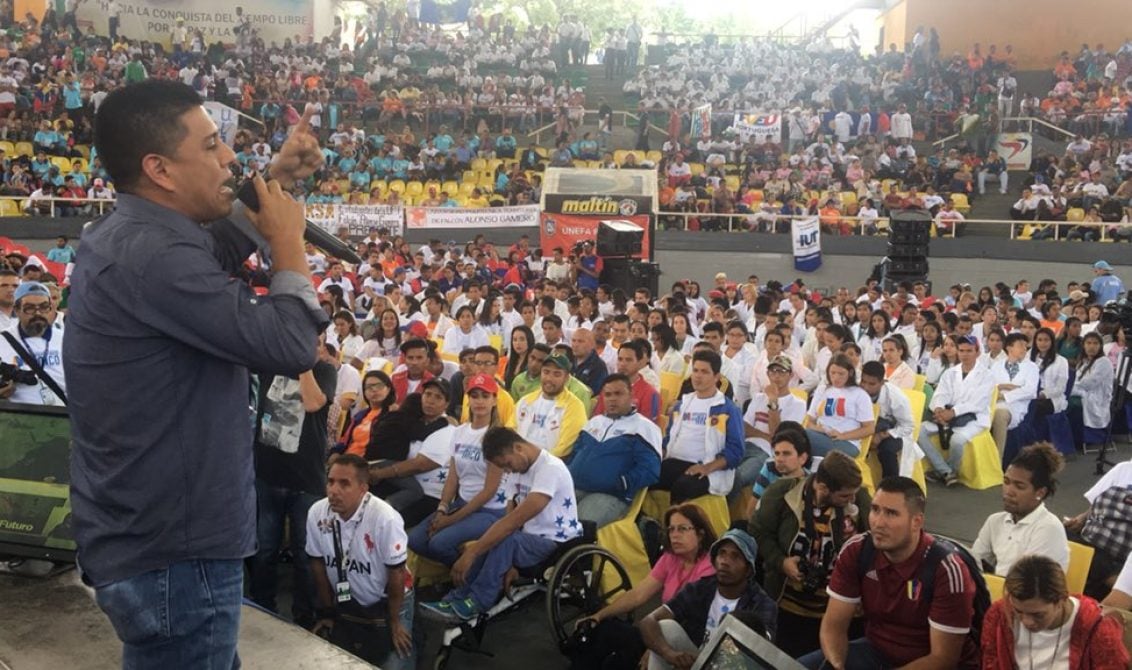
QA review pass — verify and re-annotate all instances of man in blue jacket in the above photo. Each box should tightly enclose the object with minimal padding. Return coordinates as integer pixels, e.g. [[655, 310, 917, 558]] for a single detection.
[[567, 373, 662, 527]]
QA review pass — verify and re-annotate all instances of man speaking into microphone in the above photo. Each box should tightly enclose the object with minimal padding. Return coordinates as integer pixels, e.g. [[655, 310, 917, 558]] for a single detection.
[[64, 80, 326, 668]]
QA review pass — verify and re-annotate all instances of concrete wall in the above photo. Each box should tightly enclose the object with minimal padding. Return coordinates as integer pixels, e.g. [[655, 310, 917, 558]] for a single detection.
[[878, 0, 1131, 70]]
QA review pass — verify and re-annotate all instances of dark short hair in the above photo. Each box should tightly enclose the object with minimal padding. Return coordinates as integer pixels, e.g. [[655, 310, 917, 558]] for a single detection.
[[330, 453, 370, 483], [600, 372, 632, 391], [94, 80, 207, 192], [474, 345, 500, 362], [691, 349, 722, 374], [815, 451, 863, 491], [482, 426, 526, 461], [619, 337, 650, 361], [860, 360, 886, 382], [1010, 441, 1064, 497], [876, 476, 926, 515]]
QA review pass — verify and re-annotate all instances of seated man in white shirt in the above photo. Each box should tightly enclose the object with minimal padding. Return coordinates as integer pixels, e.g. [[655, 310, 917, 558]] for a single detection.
[[306, 455, 413, 668], [918, 335, 993, 487], [420, 427, 583, 622], [990, 332, 1040, 463], [859, 361, 917, 480], [972, 442, 1069, 577], [737, 354, 807, 500]]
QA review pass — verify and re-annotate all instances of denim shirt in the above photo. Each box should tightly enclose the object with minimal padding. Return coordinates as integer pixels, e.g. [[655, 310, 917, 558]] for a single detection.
[[64, 193, 328, 586]]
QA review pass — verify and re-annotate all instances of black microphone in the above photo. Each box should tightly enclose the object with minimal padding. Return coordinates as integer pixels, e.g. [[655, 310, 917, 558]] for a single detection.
[[236, 179, 361, 265]]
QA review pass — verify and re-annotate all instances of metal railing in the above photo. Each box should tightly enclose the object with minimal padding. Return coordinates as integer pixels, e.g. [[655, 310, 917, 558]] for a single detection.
[[654, 209, 1132, 242], [934, 115, 1098, 148], [0, 195, 115, 217]]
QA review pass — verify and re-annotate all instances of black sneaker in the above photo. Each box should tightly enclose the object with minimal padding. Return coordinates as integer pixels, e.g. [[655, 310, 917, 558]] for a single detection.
[[944, 473, 961, 487], [926, 470, 947, 484]]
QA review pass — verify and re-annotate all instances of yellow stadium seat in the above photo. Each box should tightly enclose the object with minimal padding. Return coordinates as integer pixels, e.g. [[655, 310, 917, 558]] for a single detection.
[[336, 178, 350, 193], [596, 489, 650, 594], [929, 388, 1003, 490], [0, 199, 20, 217], [645, 150, 662, 163], [1066, 541, 1094, 594], [370, 180, 387, 194], [51, 156, 72, 172], [488, 334, 503, 354], [487, 158, 503, 172], [689, 163, 705, 176], [14, 141, 32, 157], [533, 146, 549, 159], [659, 371, 683, 418], [985, 573, 1005, 601], [913, 374, 926, 392], [1066, 207, 1085, 222], [855, 406, 880, 495], [441, 180, 459, 195], [405, 181, 423, 196], [462, 170, 478, 183], [407, 551, 450, 589], [613, 150, 629, 165], [0, 141, 13, 156], [470, 158, 487, 171], [388, 179, 406, 193], [951, 193, 971, 214], [724, 175, 741, 191], [642, 490, 730, 538], [73, 144, 90, 158], [868, 390, 928, 497], [452, 195, 467, 207], [459, 182, 477, 195]]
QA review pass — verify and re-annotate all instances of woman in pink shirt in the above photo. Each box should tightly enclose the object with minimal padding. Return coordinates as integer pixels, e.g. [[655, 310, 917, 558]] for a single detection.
[[573, 504, 717, 664]]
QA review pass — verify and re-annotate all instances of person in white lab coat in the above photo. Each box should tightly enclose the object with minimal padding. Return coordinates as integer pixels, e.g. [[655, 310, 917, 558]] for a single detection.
[[859, 362, 919, 479], [1069, 333, 1114, 451], [919, 335, 994, 487], [990, 332, 1041, 462]]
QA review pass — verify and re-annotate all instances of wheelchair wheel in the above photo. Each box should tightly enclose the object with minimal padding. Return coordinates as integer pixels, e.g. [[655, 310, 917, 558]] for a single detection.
[[432, 647, 451, 670], [544, 544, 632, 649]]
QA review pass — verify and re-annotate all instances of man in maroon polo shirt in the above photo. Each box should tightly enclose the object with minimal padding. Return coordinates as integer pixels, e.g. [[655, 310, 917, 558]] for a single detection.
[[800, 476, 978, 669]]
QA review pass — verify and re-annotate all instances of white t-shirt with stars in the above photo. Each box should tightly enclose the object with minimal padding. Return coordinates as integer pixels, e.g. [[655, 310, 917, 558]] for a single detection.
[[512, 450, 581, 541], [704, 591, 741, 643], [410, 424, 455, 498], [667, 395, 714, 462], [451, 423, 509, 510]]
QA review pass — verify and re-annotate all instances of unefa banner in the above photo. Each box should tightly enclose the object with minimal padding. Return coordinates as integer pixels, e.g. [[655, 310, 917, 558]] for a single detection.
[[78, 0, 313, 47], [305, 204, 404, 237], [732, 112, 781, 143], [405, 205, 540, 229], [994, 132, 1033, 171], [540, 214, 651, 261], [791, 216, 822, 272]]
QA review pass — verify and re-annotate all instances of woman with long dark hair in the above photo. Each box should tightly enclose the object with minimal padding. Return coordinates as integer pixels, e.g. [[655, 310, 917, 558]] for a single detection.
[[335, 370, 396, 457], [858, 309, 891, 363], [1069, 332, 1113, 452], [503, 325, 535, 389]]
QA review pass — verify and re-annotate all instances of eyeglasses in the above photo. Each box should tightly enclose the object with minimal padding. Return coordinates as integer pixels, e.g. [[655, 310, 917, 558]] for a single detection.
[[363, 383, 387, 391], [667, 524, 695, 534], [19, 303, 53, 315]]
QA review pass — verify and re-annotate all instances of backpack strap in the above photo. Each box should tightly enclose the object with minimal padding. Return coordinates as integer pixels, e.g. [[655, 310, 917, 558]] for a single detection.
[[856, 532, 876, 582], [915, 537, 953, 604]]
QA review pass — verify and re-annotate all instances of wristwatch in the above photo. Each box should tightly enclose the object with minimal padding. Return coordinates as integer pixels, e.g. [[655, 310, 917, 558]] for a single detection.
[[767, 402, 779, 411]]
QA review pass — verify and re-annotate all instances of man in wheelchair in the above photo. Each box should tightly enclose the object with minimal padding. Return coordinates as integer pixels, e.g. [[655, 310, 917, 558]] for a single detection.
[[421, 426, 582, 622]]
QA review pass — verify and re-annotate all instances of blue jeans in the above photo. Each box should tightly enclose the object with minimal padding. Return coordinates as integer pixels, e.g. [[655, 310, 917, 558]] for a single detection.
[[93, 559, 243, 670], [577, 491, 630, 528], [248, 479, 318, 622], [446, 531, 559, 610], [408, 503, 505, 566], [918, 422, 984, 475], [731, 442, 770, 501], [798, 637, 893, 669], [805, 429, 860, 458]]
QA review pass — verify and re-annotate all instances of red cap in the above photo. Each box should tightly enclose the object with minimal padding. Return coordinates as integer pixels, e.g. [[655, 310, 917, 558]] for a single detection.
[[465, 374, 499, 395], [406, 321, 429, 339]]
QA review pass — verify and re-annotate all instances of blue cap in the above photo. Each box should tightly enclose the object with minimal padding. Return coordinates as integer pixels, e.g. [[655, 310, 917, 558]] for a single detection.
[[710, 529, 759, 569], [1094, 260, 1114, 271], [14, 281, 50, 303]]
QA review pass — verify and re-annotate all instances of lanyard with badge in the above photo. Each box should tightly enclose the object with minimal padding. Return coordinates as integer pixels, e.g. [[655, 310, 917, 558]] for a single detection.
[[330, 493, 368, 603]]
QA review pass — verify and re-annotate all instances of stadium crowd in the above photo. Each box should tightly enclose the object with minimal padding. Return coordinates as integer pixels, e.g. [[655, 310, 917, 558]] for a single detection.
[[2, 7, 1132, 669], [5, 208, 1132, 667]]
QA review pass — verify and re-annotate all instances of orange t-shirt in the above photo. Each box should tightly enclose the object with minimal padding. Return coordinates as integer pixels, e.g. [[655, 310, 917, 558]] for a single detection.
[[1040, 319, 1064, 335], [345, 408, 381, 456]]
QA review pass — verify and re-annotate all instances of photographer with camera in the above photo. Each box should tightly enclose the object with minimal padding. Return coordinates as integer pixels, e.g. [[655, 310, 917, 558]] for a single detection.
[[0, 281, 65, 405], [748, 449, 870, 658]]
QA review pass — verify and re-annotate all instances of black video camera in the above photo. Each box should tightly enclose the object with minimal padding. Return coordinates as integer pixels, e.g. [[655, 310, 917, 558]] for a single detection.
[[797, 560, 829, 593], [0, 361, 38, 386], [1101, 290, 1132, 333]]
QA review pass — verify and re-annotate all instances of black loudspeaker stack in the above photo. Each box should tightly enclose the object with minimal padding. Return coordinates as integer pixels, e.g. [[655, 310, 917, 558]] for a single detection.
[[885, 209, 932, 291], [600, 257, 660, 298]]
